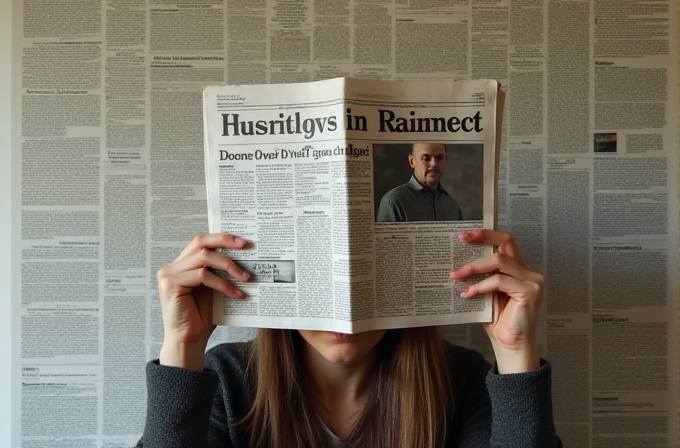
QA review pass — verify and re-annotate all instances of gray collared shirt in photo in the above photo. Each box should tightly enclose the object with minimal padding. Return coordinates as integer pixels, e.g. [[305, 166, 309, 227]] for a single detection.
[[377, 175, 463, 222]]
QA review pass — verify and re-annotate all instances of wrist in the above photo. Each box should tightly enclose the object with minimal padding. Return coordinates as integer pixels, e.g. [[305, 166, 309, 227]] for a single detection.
[[159, 340, 206, 371], [492, 342, 540, 374]]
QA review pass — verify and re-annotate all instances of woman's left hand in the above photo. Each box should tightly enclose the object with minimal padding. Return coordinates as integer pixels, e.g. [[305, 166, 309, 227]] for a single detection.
[[450, 229, 544, 374]]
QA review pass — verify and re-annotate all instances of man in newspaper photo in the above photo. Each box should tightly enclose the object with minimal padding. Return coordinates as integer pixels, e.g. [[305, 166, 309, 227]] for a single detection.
[[376, 142, 463, 222]]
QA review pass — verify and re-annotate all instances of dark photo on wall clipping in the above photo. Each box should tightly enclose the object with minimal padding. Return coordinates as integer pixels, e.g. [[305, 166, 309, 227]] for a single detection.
[[373, 142, 484, 222], [594, 133, 617, 153]]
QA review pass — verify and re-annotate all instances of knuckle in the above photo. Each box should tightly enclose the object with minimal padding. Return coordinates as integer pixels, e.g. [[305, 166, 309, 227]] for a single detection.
[[528, 281, 542, 296], [199, 247, 212, 259], [224, 257, 237, 272], [534, 272, 545, 286], [157, 275, 173, 294], [156, 266, 168, 281], [193, 234, 209, 246], [197, 267, 210, 281]]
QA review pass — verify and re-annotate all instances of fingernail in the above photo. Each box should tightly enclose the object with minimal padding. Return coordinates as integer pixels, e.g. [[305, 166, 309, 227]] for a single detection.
[[233, 289, 244, 298], [235, 237, 247, 245], [459, 232, 472, 240], [241, 271, 250, 280]]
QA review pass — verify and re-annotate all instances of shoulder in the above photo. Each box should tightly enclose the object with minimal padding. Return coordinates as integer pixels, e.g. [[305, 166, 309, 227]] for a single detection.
[[205, 342, 255, 421], [440, 341, 495, 443], [381, 182, 416, 202], [205, 342, 252, 382], [443, 340, 489, 364], [442, 341, 495, 408], [383, 183, 410, 198], [443, 341, 492, 382], [442, 341, 494, 411], [206, 341, 251, 365]]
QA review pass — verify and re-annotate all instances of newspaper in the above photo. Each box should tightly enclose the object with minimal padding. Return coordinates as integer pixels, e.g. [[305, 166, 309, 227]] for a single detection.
[[203, 78, 504, 333]]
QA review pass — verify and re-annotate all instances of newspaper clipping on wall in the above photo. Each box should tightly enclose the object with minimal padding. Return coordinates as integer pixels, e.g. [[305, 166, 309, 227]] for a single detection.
[[203, 78, 504, 333]]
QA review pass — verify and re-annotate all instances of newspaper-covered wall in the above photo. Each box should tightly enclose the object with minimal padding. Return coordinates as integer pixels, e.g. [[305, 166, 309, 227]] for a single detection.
[[6, 1, 679, 447]]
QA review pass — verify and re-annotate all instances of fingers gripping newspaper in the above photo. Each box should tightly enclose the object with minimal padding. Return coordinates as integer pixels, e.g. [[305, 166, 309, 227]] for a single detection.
[[203, 78, 504, 333]]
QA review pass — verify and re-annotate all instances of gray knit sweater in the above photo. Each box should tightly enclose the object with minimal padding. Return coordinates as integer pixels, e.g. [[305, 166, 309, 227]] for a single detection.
[[139, 342, 562, 448]]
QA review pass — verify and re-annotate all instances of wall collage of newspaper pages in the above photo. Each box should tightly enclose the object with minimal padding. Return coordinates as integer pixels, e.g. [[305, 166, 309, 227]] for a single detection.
[[4, 1, 679, 447]]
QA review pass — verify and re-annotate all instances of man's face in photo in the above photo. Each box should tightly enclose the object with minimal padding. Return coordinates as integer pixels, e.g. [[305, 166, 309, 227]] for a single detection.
[[409, 143, 447, 192]]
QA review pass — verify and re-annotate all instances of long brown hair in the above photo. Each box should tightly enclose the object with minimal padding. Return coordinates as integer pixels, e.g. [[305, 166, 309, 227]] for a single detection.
[[236, 327, 452, 448]]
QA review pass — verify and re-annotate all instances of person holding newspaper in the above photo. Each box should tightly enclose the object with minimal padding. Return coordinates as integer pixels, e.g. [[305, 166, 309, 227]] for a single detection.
[[139, 229, 562, 448], [377, 142, 463, 222]]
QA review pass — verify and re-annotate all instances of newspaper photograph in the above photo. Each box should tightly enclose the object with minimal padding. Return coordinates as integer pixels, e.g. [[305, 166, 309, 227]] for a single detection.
[[203, 77, 504, 333]]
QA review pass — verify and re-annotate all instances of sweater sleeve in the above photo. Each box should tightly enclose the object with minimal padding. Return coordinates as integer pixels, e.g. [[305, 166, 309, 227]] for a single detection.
[[485, 360, 563, 448], [138, 360, 223, 448]]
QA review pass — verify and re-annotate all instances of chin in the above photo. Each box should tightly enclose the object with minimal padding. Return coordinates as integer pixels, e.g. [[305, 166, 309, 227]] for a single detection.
[[298, 329, 387, 364]]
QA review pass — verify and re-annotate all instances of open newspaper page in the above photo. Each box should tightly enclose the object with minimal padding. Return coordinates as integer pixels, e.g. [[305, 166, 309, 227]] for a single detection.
[[203, 77, 502, 333]]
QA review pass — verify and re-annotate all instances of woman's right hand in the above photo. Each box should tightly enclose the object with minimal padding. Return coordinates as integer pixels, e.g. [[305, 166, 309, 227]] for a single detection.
[[157, 233, 251, 370]]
